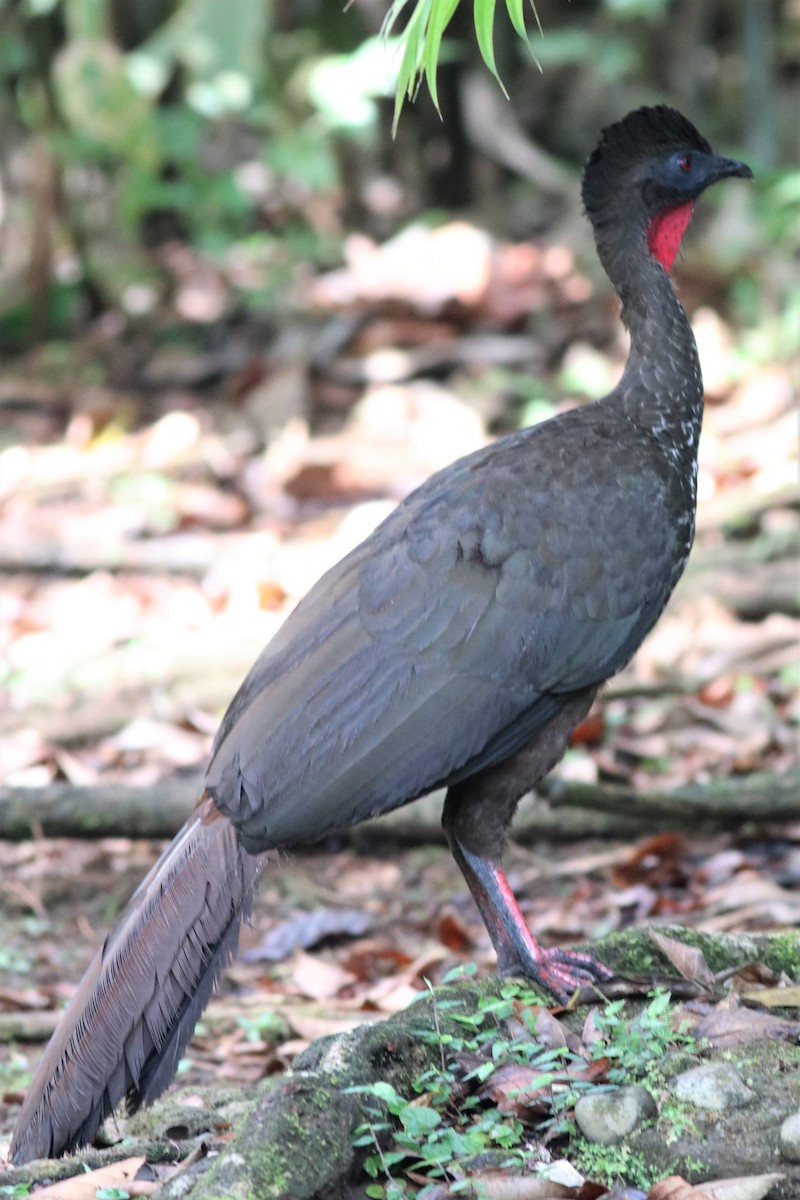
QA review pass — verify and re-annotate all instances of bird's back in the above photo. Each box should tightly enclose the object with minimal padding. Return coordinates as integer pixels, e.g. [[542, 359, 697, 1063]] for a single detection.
[[206, 392, 694, 849]]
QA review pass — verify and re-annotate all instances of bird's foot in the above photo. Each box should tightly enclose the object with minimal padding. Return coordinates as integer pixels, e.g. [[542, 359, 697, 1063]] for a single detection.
[[499, 944, 613, 1004], [445, 841, 614, 1004]]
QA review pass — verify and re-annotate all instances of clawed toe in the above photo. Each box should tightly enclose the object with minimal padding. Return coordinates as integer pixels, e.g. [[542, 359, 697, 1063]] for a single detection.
[[547, 948, 615, 986], [500, 947, 614, 1003]]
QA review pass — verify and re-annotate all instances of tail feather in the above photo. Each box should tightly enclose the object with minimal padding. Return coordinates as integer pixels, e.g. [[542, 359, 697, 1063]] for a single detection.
[[10, 795, 268, 1165]]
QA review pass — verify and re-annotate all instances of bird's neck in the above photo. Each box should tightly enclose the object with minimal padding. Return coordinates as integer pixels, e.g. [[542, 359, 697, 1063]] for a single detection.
[[612, 251, 704, 454]]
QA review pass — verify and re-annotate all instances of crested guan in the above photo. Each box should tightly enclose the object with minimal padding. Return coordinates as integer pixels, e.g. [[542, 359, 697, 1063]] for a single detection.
[[11, 106, 752, 1164]]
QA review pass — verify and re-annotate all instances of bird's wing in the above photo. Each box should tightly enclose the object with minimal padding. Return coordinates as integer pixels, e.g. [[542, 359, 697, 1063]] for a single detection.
[[206, 507, 543, 846], [206, 426, 680, 849]]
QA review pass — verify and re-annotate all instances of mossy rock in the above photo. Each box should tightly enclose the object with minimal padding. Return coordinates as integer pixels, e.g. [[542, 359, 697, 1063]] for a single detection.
[[152, 926, 799, 1199]]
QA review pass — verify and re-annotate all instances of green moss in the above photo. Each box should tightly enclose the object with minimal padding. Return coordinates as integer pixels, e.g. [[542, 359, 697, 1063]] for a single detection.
[[657, 1096, 701, 1146], [586, 926, 800, 981], [162, 927, 800, 1197], [758, 929, 800, 978], [571, 1136, 667, 1189]]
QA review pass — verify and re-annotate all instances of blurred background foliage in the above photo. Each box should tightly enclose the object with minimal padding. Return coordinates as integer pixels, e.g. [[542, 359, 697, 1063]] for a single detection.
[[0, 0, 796, 352]]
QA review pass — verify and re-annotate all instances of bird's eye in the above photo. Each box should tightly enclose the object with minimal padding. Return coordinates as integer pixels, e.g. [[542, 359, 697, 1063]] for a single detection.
[[678, 154, 693, 173]]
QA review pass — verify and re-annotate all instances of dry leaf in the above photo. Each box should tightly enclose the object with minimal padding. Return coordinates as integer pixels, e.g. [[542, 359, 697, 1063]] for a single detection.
[[504, 1003, 585, 1056], [693, 1005, 800, 1048], [697, 1174, 785, 1200], [242, 908, 371, 962], [284, 1008, 368, 1041], [28, 1156, 156, 1199], [366, 979, 425, 1013], [543, 1160, 586, 1188], [289, 950, 357, 1001], [741, 985, 800, 1008], [481, 1054, 608, 1122], [648, 1176, 710, 1200], [361, 947, 447, 1011], [341, 937, 413, 981], [612, 834, 689, 888], [582, 1006, 604, 1048], [437, 908, 474, 951], [426, 1169, 581, 1198], [649, 929, 715, 985]]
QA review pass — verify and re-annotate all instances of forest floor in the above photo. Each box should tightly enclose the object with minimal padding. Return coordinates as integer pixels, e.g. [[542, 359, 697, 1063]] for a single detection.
[[0, 217, 798, 1194]]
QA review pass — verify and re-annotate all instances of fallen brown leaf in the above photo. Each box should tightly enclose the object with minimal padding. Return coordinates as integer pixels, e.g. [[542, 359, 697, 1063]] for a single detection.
[[649, 928, 715, 985], [340, 937, 413, 981], [283, 1007, 369, 1041], [611, 834, 689, 889], [361, 947, 447, 1011], [481, 1054, 609, 1122], [27, 1156, 156, 1198], [437, 908, 474, 951], [741, 985, 800, 1008], [288, 950, 357, 1001], [241, 907, 371, 962], [693, 1005, 800, 1048], [581, 1005, 604, 1048], [695, 1174, 785, 1200], [513, 1004, 569, 1049], [648, 1177, 709, 1200], [421, 1169, 582, 1199], [717, 961, 778, 991]]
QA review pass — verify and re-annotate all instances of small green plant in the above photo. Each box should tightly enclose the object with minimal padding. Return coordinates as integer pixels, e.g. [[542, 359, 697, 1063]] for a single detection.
[[348, 982, 704, 1195], [350, 979, 605, 1196], [589, 988, 693, 1082], [658, 1095, 700, 1146], [235, 1010, 290, 1044], [570, 1138, 661, 1190]]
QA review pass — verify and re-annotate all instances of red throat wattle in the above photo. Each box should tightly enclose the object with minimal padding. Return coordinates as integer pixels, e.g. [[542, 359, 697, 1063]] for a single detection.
[[647, 201, 695, 271]]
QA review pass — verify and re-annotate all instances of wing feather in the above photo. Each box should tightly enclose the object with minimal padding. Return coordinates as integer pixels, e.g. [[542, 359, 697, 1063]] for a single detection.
[[207, 409, 687, 850]]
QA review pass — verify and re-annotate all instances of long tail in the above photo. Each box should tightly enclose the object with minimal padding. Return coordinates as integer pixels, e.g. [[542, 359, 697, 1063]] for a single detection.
[[10, 794, 268, 1164]]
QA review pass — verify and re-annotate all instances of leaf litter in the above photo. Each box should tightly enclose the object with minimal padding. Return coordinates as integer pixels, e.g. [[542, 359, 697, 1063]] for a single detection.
[[0, 219, 797, 1194]]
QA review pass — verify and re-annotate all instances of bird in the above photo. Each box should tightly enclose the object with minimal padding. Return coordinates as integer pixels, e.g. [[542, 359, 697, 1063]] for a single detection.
[[10, 106, 752, 1165]]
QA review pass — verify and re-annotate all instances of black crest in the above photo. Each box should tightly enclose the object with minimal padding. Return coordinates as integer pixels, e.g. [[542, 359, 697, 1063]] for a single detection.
[[582, 106, 713, 219]]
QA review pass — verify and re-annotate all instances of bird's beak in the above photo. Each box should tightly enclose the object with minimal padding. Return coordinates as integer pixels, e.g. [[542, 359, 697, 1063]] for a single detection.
[[706, 156, 754, 185]]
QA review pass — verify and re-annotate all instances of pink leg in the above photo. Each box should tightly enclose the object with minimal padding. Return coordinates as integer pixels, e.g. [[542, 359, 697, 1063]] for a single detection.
[[440, 688, 611, 1002], [447, 832, 613, 1003]]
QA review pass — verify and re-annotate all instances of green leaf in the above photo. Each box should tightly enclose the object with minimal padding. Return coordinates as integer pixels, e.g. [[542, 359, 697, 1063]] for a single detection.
[[382, 1151, 411, 1167], [441, 962, 477, 983], [504, 0, 542, 65], [53, 39, 160, 168], [473, 0, 506, 96], [526, 0, 544, 37], [139, 0, 270, 88], [364, 1080, 407, 1112], [424, 0, 459, 112], [400, 1105, 442, 1135], [388, 0, 545, 128], [389, 0, 433, 133], [504, 0, 526, 41]]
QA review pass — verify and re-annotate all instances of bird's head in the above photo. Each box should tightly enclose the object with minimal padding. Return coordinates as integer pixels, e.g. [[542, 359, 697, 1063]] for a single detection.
[[582, 106, 753, 274]]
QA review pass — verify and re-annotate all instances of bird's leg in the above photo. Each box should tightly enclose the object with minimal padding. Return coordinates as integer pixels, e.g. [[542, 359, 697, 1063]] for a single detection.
[[442, 687, 613, 1004], [443, 830, 612, 1000]]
